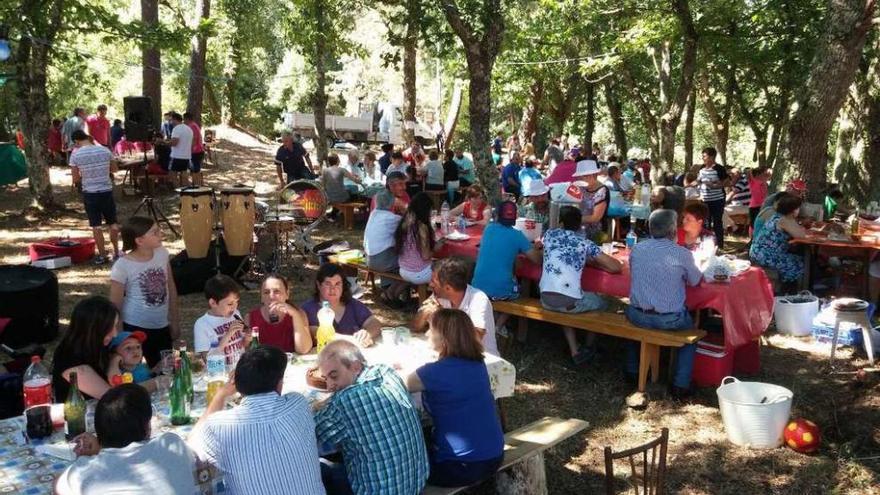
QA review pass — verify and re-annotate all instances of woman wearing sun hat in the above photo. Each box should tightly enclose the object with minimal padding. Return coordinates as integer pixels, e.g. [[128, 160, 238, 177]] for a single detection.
[[572, 159, 610, 242]]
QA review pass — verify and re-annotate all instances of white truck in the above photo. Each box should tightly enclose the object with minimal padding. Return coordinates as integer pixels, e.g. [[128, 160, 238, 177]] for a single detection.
[[282, 102, 436, 147]]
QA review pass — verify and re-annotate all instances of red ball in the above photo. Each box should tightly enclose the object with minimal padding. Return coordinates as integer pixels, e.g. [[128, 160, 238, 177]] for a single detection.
[[783, 418, 821, 454]]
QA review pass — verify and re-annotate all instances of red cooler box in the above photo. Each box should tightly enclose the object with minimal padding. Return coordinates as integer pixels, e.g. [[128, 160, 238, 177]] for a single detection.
[[691, 336, 733, 388], [733, 339, 761, 375]]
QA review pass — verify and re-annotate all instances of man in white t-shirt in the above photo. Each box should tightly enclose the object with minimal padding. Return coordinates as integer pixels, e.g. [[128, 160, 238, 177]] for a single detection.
[[411, 257, 498, 355], [55, 384, 198, 495], [167, 112, 193, 186], [193, 274, 246, 364], [69, 130, 120, 264]]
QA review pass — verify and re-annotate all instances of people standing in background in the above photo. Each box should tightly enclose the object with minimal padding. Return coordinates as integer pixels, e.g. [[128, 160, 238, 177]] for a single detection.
[[442, 149, 460, 204], [506, 134, 521, 157], [421, 150, 445, 191], [275, 131, 315, 185], [183, 113, 205, 186], [727, 167, 751, 207], [109, 119, 124, 152], [47, 119, 63, 165], [61, 108, 86, 159], [453, 149, 475, 187], [69, 130, 120, 264], [86, 105, 111, 147], [378, 143, 394, 174], [747, 167, 770, 230], [161, 112, 175, 139], [542, 138, 564, 172], [694, 147, 729, 249], [167, 112, 193, 187]]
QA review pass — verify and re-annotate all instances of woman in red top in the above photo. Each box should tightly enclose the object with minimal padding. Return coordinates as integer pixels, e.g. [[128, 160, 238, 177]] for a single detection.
[[449, 184, 491, 225], [245, 274, 312, 354], [677, 202, 716, 252]]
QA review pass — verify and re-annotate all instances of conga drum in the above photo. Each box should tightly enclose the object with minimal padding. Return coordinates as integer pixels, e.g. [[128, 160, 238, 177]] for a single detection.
[[178, 187, 215, 258], [220, 186, 256, 256]]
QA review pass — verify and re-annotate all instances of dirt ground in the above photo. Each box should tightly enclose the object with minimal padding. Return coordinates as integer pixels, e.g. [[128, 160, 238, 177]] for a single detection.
[[1, 126, 877, 494]]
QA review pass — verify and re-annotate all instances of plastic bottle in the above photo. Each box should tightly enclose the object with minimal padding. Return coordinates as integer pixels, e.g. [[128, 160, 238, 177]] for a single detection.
[[23, 356, 52, 408], [440, 201, 450, 235], [316, 301, 336, 353], [641, 183, 651, 207], [206, 341, 226, 405], [625, 218, 638, 251], [457, 215, 467, 233]]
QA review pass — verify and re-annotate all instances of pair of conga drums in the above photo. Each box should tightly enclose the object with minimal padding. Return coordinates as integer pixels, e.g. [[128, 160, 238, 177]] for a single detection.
[[179, 186, 255, 258]]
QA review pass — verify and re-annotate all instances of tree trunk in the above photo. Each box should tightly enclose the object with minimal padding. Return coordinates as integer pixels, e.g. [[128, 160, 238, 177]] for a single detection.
[[16, 0, 63, 208], [697, 70, 732, 165], [186, 0, 211, 125], [621, 67, 660, 163], [583, 83, 595, 152], [402, 0, 419, 145], [684, 86, 696, 168], [441, 0, 504, 205], [141, 0, 162, 127], [604, 81, 628, 160], [785, 0, 875, 202], [204, 79, 223, 124], [865, 84, 880, 200], [519, 80, 543, 147]]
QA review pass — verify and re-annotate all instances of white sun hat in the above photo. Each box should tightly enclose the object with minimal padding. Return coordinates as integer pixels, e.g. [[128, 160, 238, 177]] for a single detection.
[[522, 179, 550, 197], [572, 159, 600, 177]]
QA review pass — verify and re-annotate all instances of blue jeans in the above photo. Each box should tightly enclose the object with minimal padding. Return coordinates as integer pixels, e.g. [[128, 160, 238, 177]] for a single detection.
[[624, 306, 696, 389], [320, 459, 353, 495]]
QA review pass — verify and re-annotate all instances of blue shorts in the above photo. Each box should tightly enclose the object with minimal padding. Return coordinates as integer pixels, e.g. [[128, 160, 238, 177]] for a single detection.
[[83, 191, 118, 227], [169, 158, 190, 172], [190, 151, 204, 173]]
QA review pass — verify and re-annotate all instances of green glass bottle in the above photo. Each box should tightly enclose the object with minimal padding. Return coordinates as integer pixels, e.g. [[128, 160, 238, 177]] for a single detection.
[[178, 340, 193, 404], [249, 326, 260, 351], [170, 359, 190, 426], [64, 371, 86, 440]]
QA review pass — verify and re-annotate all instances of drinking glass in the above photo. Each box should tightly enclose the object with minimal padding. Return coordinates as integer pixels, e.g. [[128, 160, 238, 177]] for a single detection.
[[159, 349, 174, 376]]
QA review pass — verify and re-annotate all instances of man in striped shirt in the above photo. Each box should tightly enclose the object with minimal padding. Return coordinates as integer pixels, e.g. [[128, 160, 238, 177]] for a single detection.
[[625, 209, 703, 399], [315, 340, 428, 495], [697, 147, 730, 249], [69, 130, 120, 264], [189, 346, 326, 495]]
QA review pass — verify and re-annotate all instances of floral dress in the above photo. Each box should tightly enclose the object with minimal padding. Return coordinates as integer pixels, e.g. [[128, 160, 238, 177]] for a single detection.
[[749, 213, 804, 283]]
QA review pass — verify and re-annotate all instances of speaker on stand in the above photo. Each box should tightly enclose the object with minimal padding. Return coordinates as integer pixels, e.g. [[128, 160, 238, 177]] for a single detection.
[[124, 96, 179, 237]]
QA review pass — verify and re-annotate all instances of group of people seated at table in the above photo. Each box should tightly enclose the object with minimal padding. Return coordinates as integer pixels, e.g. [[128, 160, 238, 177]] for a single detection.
[[51, 263, 506, 494]]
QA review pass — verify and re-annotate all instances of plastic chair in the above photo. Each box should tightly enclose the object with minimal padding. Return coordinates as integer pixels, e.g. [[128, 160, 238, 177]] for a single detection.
[[604, 428, 669, 495]]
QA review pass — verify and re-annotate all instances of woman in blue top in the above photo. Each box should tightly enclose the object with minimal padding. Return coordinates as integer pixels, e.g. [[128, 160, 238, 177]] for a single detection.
[[406, 309, 504, 487], [749, 193, 807, 284]]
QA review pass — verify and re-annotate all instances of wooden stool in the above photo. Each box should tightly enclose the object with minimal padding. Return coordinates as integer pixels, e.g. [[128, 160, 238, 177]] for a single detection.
[[829, 302, 876, 366]]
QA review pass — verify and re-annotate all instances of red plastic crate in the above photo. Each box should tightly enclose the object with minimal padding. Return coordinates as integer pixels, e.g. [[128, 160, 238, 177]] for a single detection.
[[28, 237, 96, 264], [691, 336, 733, 388]]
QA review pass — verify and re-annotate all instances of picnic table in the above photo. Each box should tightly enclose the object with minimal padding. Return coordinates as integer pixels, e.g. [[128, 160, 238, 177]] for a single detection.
[[436, 224, 774, 350], [791, 230, 880, 297], [0, 334, 516, 495]]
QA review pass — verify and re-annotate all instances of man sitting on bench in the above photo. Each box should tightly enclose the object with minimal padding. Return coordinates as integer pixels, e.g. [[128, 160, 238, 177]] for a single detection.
[[540, 205, 622, 366], [625, 209, 702, 399]]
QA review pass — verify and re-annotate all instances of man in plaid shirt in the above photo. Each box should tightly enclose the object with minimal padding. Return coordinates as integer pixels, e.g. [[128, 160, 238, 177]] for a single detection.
[[315, 340, 428, 494]]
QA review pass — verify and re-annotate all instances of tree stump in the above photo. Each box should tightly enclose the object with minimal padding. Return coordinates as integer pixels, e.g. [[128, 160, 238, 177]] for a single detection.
[[495, 452, 547, 495]]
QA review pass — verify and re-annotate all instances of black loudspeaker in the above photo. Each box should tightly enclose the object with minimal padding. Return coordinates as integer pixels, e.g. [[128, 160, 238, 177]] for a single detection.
[[124, 96, 154, 142], [170, 243, 246, 295]]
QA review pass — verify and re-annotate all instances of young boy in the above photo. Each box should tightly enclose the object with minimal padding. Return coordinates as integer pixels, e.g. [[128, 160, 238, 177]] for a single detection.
[[106, 331, 153, 384], [193, 274, 246, 364]]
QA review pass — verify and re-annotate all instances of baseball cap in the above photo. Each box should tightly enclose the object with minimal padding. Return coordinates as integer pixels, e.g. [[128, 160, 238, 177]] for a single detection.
[[108, 330, 147, 351], [496, 200, 518, 226]]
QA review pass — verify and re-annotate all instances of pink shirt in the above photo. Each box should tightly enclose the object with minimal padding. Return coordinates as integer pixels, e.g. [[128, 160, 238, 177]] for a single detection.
[[748, 176, 768, 208], [187, 122, 204, 154], [85, 115, 110, 146], [544, 159, 577, 185]]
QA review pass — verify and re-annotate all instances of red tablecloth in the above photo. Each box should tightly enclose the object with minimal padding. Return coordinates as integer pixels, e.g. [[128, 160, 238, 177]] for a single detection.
[[435, 225, 775, 349]]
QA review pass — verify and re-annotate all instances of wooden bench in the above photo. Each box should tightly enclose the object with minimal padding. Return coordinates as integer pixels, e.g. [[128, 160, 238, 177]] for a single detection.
[[492, 298, 706, 393], [423, 416, 588, 495], [333, 258, 429, 303], [332, 200, 370, 230]]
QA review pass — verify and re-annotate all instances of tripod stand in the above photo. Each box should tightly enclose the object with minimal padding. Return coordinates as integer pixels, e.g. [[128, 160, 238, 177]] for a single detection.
[[132, 144, 179, 237]]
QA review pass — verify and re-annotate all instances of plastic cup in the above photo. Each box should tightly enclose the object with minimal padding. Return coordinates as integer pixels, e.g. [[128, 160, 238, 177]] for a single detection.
[[381, 328, 396, 346]]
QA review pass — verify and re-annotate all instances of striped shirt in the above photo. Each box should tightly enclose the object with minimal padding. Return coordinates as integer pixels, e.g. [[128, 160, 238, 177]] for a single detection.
[[69, 144, 114, 193], [315, 364, 428, 495], [188, 392, 326, 495], [697, 165, 726, 203], [730, 174, 751, 206], [629, 238, 702, 314]]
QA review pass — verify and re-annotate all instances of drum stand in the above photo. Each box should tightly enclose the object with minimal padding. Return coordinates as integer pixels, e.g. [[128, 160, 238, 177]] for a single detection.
[[133, 146, 179, 237]]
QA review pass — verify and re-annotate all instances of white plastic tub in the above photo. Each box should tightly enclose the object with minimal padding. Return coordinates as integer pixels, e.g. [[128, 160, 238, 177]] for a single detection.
[[774, 291, 819, 336], [716, 376, 793, 448]]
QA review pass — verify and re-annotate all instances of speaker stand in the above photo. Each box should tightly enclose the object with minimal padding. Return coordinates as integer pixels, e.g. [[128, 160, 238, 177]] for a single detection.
[[132, 146, 179, 238]]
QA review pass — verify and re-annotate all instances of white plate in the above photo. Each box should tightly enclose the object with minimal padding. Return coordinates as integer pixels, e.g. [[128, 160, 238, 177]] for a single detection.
[[445, 232, 471, 241]]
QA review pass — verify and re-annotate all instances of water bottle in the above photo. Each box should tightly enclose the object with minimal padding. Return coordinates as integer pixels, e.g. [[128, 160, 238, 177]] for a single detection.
[[316, 301, 337, 353], [206, 341, 226, 404], [457, 216, 466, 232], [440, 201, 450, 235], [641, 184, 651, 207], [626, 228, 638, 251], [23, 356, 52, 408]]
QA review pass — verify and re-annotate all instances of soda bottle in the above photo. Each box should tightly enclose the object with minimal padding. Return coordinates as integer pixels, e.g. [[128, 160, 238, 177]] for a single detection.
[[316, 301, 336, 353], [64, 371, 86, 440], [169, 358, 190, 426], [177, 340, 193, 404], [249, 326, 260, 351], [206, 341, 226, 405], [23, 356, 52, 408]]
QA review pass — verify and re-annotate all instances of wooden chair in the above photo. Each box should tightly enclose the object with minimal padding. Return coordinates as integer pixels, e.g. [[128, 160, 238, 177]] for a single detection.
[[604, 428, 669, 495]]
